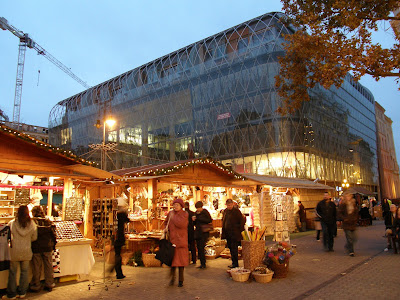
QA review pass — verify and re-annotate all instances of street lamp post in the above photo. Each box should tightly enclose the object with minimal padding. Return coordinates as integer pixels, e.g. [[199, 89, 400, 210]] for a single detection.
[[100, 118, 116, 170]]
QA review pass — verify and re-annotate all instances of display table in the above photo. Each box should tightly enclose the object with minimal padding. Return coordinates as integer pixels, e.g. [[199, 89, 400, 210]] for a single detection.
[[56, 238, 94, 277], [0, 238, 94, 289]]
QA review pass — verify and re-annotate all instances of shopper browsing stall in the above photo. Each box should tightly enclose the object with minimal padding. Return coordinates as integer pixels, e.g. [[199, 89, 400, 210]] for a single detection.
[[30, 206, 57, 292], [193, 201, 212, 269], [222, 199, 245, 269], [3, 206, 37, 300]]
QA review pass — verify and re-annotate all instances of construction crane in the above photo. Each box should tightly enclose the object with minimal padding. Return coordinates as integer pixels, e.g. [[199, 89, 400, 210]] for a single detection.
[[0, 17, 90, 128], [0, 109, 9, 121]]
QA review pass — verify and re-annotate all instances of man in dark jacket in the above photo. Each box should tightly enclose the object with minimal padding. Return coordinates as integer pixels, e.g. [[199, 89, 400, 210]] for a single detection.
[[30, 206, 57, 292], [316, 192, 336, 252], [298, 201, 306, 232], [222, 199, 245, 268], [384, 204, 398, 252], [114, 209, 129, 279], [184, 202, 196, 264], [193, 201, 212, 269], [338, 192, 359, 256]]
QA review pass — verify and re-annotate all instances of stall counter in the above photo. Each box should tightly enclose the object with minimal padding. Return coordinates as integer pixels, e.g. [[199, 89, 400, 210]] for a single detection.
[[0, 238, 94, 289]]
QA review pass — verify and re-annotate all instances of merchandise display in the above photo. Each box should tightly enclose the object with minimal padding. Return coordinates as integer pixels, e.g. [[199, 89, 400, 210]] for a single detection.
[[0, 189, 16, 221], [92, 198, 118, 239], [54, 221, 85, 242], [64, 197, 84, 221], [14, 188, 30, 205]]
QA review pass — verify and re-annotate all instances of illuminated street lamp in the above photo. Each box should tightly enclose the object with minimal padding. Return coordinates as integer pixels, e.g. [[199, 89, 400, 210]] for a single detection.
[[102, 117, 116, 170], [342, 179, 350, 188]]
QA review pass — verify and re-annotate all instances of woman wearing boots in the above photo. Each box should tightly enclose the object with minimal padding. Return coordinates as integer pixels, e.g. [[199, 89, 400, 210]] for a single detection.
[[164, 198, 189, 287]]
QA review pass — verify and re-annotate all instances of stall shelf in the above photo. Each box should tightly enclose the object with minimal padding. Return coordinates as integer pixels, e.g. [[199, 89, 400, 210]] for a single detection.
[[0, 189, 16, 222]]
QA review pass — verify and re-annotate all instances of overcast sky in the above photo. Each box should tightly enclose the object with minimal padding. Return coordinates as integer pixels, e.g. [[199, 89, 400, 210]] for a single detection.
[[1, 0, 399, 160]]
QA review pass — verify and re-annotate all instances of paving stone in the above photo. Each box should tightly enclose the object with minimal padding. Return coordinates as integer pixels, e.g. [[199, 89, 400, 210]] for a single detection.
[[9, 220, 398, 300]]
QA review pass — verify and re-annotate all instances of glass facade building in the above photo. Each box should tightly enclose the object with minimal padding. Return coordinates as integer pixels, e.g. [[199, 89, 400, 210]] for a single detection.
[[49, 12, 378, 189]]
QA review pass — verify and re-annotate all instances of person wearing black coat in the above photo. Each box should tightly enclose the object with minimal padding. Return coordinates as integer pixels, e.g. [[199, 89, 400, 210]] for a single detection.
[[114, 209, 129, 279], [30, 206, 57, 292], [382, 198, 391, 219], [193, 201, 212, 269], [384, 204, 398, 252], [222, 199, 245, 268], [184, 202, 196, 264], [316, 192, 337, 252]]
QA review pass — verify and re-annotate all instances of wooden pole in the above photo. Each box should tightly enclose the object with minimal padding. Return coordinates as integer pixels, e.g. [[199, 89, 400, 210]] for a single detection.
[[46, 177, 54, 217]]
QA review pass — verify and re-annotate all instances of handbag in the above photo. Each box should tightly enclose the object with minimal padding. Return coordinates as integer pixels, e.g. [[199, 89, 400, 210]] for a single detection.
[[52, 249, 61, 273], [155, 214, 175, 266], [200, 223, 214, 233]]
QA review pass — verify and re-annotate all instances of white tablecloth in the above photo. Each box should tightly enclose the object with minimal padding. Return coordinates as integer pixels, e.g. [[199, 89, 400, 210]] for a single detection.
[[0, 241, 94, 289]]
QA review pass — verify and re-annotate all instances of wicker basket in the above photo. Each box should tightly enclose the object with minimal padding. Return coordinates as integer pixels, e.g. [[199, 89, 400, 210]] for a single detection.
[[241, 240, 265, 271], [215, 245, 226, 257], [270, 260, 289, 278], [252, 272, 274, 283], [142, 253, 162, 267], [231, 270, 251, 282]]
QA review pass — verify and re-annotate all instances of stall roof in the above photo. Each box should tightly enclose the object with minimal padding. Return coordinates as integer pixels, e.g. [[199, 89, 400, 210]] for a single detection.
[[111, 157, 243, 179], [241, 174, 334, 190], [344, 186, 376, 195], [0, 123, 114, 180], [62, 165, 121, 180]]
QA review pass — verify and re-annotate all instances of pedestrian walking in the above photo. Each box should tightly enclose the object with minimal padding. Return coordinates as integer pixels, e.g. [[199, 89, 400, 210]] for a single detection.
[[165, 198, 189, 287], [338, 191, 359, 256], [29, 206, 57, 292], [382, 198, 390, 219], [384, 204, 398, 252], [314, 212, 322, 241], [184, 202, 196, 264], [392, 206, 400, 252], [316, 192, 336, 252], [222, 199, 245, 268], [193, 201, 212, 269], [2, 205, 37, 300], [114, 208, 129, 279], [298, 201, 306, 232]]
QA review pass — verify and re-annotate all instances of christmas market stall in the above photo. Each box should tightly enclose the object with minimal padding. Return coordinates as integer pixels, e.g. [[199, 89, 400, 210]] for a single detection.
[[99, 158, 253, 258], [0, 124, 118, 287], [235, 174, 334, 242]]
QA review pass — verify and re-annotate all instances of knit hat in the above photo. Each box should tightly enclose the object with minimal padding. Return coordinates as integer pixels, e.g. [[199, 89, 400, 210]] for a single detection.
[[173, 198, 184, 208]]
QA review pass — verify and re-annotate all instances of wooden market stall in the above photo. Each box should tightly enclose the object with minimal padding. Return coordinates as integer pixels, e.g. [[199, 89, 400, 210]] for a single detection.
[[235, 174, 335, 241], [0, 124, 118, 287], [77, 158, 253, 255]]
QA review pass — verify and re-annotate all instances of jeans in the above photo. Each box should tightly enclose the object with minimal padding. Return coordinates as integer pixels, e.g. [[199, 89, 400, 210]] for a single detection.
[[7, 260, 30, 298], [344, 229, 357, 253], [321, 222, 335, 250], [30, 252, 54, 290]]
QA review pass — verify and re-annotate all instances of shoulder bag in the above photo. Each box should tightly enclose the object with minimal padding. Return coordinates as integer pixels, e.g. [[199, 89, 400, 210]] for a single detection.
[[155, 214, 175, 266]]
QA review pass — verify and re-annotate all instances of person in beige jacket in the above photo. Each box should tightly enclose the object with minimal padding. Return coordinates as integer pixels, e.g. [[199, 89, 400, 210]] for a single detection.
[[3, 205, 37, 300]]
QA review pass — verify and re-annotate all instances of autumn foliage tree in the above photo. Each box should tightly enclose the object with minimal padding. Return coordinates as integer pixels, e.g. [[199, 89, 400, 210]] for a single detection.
[[276, 0, 400, 114]]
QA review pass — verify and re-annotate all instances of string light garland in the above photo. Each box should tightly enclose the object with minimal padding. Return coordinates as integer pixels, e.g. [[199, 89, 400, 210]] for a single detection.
[[113, 157, 245, 181], [0, 124, 96, 166]]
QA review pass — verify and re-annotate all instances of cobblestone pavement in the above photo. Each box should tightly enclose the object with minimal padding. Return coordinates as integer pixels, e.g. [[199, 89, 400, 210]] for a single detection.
[[5, 221, 399, 300]]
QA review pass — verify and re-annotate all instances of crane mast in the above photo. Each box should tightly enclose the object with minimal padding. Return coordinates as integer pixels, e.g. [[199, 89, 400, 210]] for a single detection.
[[0, 17, 90, 128]]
